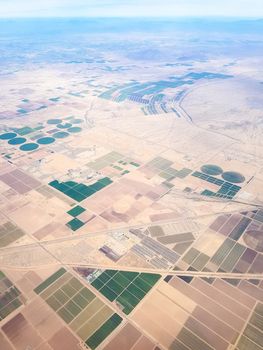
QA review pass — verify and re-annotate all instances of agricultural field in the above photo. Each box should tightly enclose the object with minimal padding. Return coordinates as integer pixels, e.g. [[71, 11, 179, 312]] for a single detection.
[[75, 268, 161, 315], [0, 16, 262, 350], [0, 271, 24, 321]]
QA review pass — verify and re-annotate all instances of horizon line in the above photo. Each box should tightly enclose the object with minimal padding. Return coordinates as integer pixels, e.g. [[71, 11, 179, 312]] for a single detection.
[[0, 15, 263, 20]]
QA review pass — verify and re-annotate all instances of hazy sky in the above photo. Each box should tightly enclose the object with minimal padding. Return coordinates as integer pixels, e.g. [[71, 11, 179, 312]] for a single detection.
[[0, 0, 263, 18]]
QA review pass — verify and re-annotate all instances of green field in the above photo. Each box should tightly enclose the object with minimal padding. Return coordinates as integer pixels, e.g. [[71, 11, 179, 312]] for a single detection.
[[85, 313, 122, 350], [35, 269, 123, 349], [67, 205, 86, 217], [0, 271, 23, 320], [90, 269, 161, 314], [49, 177, 113, 203], [34, 268, 66, 294]]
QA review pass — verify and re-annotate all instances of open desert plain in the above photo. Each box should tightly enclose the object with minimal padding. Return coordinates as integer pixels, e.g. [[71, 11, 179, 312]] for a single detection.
[[0, 15, 262, 350]]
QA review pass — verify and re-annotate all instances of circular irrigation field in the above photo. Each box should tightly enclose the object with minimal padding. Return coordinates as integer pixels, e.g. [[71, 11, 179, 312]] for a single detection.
[[20, 143, 39, 151], [0, 132, 17, 140], [201, 164, 223, 176], [222, 171, 245, 184], [8, 137, 26, 145], [37, 137, 56, 145]]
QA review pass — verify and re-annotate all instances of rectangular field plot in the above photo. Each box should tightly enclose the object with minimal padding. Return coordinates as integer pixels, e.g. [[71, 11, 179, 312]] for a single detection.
[[236, 302, 263, 350], [0, 221, 25, 247], [49, 176, 113, 202], [192, 170, 242, 199], [177, 209, 263, 274], [85, 313, 122, 350], [66, 218, 85, 231], [67, 205, 86, 217], [34, 268, 123, 349], [159, 275, 263, 350], [0, 271, 24, 320], [103, 322, 156, 350], [86, 151, 124, 171], [34, 267, 66, 294], [89, 269, 161, 314]]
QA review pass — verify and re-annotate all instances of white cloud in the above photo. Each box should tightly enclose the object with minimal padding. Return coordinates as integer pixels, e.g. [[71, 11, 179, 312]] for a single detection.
[[0, 0, 262, 17]]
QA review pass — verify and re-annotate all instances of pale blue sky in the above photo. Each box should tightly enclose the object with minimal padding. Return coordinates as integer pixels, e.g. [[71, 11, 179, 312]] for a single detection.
[[0, 0, 263, 18]]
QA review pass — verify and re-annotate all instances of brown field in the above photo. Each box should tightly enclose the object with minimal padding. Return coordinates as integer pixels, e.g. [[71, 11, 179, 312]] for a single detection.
[[103, 323, 141, 350], [22, 297, 63, 340], [0, 332, 13, 350], [131, 336, 155, 350], [70, 298, 104, 331], [2, 313, 43, 350], [76, 305, 113, 340], [48, 327, 80, 350]]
